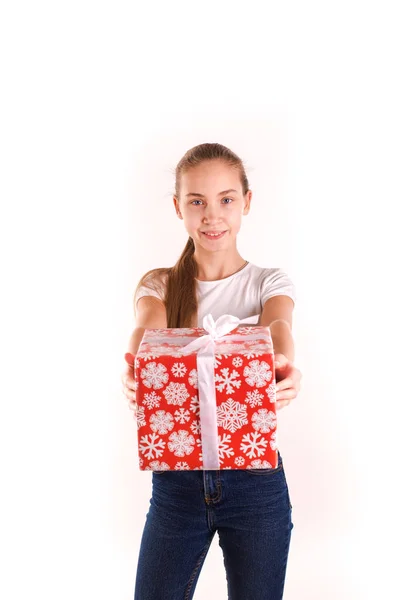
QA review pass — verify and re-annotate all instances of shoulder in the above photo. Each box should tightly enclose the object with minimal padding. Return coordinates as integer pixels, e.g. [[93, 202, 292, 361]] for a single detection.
[[249, 263, 296, 304], [134, 268, 169, 308]]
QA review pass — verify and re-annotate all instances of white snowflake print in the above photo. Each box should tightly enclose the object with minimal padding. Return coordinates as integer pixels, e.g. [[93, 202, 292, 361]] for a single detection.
[[190, 420, 201, 435], [240, 431, 268, 458], [266, 382, 277, 402], [247, 459, 273, 469], [252, 409, 277, 433], [214, 354, 231, 368], [242, 350, 265, 360], [215, 367, 241, 394], [163, 382, 190, 406], [270, 431, 278, 451], [217, 398, 248, 433], [243, 360, 273, 387], [174, 461, 190, 470], [145, 460, 170, 471], [188, 369, 198, 388], [232, 356, 243, 368], [245, 389, 264, 408], [218, 433, 235, 462], [143, 391, 161, 410], [189, 395, 200, 416], [174, 408, 191, 424], [139, 433, 166, 459], [149, 410, 175, 435], [136, 406, 146, 428], [171, 362, 187, 377], [168, 430, 195, 457], [196, 438, 203, 462], [234, 456, 245, 466], [141, 362, 169, 389], [140, 352, 161, 362], [138, 457, 144, 468]]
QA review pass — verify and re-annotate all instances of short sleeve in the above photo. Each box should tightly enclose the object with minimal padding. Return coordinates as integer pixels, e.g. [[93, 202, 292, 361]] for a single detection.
[[134, 272, 167, 312], [260, 268, 296, 307], [135, 285, 163, 309]]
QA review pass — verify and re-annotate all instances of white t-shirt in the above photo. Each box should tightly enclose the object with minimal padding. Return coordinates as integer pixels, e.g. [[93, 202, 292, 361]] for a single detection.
[[135, 262, 296, 327]]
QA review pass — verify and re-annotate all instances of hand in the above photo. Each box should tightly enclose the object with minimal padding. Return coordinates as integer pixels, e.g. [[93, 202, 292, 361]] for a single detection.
[[121, 352, 137, 417], [274, 353, 302, 410]]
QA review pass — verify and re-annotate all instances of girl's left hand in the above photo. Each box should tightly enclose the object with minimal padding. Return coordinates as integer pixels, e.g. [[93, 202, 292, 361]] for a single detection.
[[274, 353, 302, 410]]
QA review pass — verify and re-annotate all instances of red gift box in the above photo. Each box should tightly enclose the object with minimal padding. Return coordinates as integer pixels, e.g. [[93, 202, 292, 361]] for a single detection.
[[132, 314, 279, 472]]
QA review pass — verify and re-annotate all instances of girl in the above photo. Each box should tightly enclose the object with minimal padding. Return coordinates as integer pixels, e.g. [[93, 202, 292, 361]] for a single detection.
[[122, 142, 302, 600]]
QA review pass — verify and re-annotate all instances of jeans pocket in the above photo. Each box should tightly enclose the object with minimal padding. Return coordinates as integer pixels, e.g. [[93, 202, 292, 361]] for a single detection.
[[246, 463, 284, 475]]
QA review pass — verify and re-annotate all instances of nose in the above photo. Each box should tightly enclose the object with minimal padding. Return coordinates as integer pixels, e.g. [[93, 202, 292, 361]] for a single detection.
[[203, 203, 223, 223]]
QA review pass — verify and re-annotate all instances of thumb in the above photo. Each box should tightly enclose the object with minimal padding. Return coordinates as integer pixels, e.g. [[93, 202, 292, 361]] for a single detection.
[[125, 353, 135, 367]]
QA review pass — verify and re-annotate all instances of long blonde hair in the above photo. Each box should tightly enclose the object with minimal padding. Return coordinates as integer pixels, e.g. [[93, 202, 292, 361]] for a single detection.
[[134, 143, 250, 328]]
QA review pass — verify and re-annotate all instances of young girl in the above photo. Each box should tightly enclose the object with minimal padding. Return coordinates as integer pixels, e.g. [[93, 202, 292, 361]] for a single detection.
[[122, 142, 302, 600]]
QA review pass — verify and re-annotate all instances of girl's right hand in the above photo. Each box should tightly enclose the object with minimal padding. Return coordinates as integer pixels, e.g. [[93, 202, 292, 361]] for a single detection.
[[121, 353, 137, 417]]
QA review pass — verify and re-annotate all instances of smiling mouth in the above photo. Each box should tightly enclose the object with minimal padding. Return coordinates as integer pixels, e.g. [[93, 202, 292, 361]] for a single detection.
[[201, 231, 227, 239]]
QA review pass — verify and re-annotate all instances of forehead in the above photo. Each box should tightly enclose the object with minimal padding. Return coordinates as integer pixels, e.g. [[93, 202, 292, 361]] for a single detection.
[[180, 160, 242, 193]]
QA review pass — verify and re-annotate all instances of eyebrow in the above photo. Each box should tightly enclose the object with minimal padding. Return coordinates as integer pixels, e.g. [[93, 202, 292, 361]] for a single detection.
[[185, 189, 238, 198]]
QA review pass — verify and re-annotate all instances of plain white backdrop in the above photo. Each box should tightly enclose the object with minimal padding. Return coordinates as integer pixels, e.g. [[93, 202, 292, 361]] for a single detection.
[[1, 1, 399, 598]]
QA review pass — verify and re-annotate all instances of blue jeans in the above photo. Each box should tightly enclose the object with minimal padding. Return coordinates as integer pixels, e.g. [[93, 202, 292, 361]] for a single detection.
[[134, 451, 293, 600]]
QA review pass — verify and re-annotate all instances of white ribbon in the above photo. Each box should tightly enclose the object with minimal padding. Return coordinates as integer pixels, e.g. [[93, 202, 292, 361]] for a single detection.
[[179, 314, 260, 469]]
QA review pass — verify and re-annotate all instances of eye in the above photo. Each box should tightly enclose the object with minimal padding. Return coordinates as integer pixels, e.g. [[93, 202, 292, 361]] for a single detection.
[[222, 197, 233, 204], [191, 200, 203, 205]]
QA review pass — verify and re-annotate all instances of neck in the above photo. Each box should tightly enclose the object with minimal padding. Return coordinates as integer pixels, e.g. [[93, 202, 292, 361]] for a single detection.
[[195, 253, 248, 282]]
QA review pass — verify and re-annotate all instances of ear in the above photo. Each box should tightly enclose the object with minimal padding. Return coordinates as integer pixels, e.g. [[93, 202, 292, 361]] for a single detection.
[[243, 190, 252, 215], [173, 195, 183, 219]]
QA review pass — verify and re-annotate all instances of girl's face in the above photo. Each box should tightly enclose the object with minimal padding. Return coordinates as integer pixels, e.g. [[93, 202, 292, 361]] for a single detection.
[[174, 160, 252, 252]]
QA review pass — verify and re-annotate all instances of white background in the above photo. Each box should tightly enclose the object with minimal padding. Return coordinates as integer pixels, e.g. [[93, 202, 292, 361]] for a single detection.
[[1, 1, 399, 598]]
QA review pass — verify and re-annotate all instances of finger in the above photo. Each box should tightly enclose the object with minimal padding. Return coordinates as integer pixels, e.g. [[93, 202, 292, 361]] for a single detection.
[[276, 388, 297, 401], [276, 399, 291, 410], [274, 353, 290, 368], [276, 376, 293, 392], [124, 353, 135, 367]]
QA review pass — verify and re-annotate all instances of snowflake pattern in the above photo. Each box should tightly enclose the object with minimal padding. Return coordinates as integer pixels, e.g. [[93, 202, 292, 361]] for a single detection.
[[215, 367, 241, 394], [240, 431, 268, 458], [214, 353, 232, 368], [136, 406, 146, 428], [218, 433, 235, 462], [232, 356, 243, 368], [175, 461, 190, 470], [241, 350, 265, 360], [171, 362, 187, 377], [141, 362, 169, 389], [251, 409, 277, 433], [168, 430, 195, 457], [243, 360, 273, 387], [217, 398, 248, 433], [174, 408, 191, 424], [247, 459, 273, 469], [189, 395, 200, 416], [143, 391, 161, 410], [149, 410, 175, 435], [245, 389, 264, 408], [190, 420, 201, 435], [188, 369, 198, 388], [266, 382, 277, 402], [140, 352, 161, 362], [136, 325, 279, 470], [139, 433, 166, 459], [146, 460, 170, 471], [163, 382, 190, 406]]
